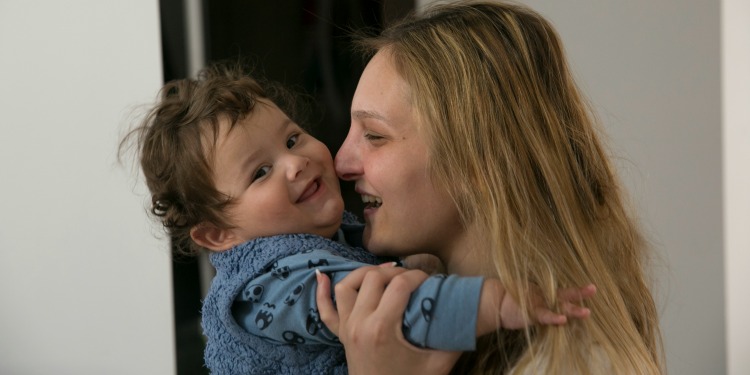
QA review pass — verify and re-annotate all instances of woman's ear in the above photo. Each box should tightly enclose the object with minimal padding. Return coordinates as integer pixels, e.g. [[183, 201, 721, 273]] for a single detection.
[[190, 223, 235, 252]]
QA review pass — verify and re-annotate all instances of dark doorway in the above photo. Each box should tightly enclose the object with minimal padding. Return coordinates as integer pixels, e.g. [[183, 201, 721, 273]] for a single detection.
[[158, 1, 414, 373]]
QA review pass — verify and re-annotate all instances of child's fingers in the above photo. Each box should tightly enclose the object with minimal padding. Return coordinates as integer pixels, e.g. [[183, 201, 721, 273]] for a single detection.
[[561, 301, 591, 320], [558, 283, 597, 302], [315, 269, 340, 336], [533, 307, 567, 325]]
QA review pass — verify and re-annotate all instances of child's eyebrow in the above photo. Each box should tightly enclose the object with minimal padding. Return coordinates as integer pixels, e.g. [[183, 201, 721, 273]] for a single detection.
[[278, 117, 295, 131]]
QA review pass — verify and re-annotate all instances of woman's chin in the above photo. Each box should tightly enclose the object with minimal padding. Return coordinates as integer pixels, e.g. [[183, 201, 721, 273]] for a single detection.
[[362, 230, 389, 256]]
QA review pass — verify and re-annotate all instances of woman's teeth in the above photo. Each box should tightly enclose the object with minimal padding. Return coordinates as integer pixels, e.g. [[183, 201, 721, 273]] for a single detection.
[[361, 194, 382, 208]]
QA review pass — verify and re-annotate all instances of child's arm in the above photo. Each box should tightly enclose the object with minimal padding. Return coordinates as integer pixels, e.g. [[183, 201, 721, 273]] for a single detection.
[[232, 248, 593, 350], [229, 249, 357, 346], [230, 249, 482, 350], [315, 268, 597, 350], [313, 266, 481, 350], [475, 279, 596, 336], [232, 250, 482, 350]]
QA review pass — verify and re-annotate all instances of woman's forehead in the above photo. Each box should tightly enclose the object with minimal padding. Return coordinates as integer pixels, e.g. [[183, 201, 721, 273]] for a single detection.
[[352, 52, 414, 128]]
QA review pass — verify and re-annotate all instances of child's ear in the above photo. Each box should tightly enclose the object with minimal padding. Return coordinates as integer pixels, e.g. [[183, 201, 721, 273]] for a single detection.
[[190, 223, 236, 252]]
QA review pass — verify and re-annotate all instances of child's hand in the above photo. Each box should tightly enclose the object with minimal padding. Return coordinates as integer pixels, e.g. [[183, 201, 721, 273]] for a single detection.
[[477, 281, 596, 335]]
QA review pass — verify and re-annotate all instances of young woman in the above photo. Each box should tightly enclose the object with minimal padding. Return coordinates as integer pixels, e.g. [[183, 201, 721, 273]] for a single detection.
[[318, 1, 664, 374]]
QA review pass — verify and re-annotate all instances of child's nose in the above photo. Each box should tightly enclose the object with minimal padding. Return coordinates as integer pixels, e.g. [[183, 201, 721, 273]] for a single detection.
[[285, 154, 310, 181]]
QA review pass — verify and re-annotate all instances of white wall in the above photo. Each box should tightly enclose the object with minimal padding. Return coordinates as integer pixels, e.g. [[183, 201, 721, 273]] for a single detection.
[[0, 1, 176, 374], [417, 0, 736, 374], [723, 1, 750, 374]]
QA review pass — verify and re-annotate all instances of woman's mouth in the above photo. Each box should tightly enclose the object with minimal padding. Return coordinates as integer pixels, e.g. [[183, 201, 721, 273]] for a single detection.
[[361, 194, 382, 208]]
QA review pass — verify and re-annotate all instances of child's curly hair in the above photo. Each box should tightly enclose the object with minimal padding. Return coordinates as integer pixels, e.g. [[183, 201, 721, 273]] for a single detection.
[[120, 62, 305, 256]]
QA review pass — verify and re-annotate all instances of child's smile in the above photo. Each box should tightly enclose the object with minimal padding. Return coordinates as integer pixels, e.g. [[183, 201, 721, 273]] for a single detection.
[[207, 100, 344, 250]]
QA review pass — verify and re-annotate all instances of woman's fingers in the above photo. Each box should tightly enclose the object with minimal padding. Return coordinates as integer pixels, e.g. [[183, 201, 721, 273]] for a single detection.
[[317, 265, 413, 338], [338, 266, 411, 313], [377, 270, 430, 322], [356, 268, 403, 310], [318, 266, 461, 374], [315, 270, 339, 335]]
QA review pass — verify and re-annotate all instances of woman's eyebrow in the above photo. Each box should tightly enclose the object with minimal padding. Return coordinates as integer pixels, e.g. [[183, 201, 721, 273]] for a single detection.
[[351, 109, 389, 123]]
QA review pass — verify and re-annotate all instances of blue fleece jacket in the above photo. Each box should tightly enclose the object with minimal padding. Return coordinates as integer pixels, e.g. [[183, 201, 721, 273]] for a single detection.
[[202, 213, 482, 374]]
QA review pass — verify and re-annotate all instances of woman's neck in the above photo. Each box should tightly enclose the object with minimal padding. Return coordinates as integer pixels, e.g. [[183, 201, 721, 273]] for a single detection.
[[439, 225, 489, 276]]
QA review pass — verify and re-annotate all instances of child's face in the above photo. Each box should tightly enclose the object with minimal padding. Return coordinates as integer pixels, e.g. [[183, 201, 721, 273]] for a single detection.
[[209, 101, 344, 249]]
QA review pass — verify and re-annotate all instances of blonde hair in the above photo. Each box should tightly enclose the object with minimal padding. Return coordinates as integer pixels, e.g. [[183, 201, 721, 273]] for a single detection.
[[360, 1, 663, 373]]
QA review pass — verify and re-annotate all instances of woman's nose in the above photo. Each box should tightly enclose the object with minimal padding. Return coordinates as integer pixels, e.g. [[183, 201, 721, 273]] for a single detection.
[[335, 132, 362, 181]]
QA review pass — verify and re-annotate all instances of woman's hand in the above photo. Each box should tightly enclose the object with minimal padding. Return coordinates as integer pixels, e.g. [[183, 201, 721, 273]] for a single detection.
[[316, 266, 461, 375]]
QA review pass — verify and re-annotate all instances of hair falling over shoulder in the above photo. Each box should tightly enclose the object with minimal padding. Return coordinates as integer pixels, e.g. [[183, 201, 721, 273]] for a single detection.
[[363, 2, 664, 374]]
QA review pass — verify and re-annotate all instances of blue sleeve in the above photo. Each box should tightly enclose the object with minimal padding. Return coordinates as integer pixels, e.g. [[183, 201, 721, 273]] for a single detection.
[[401, 274, 483, 351], [232, 249, 482, 351], [232, 249, 359, 346]]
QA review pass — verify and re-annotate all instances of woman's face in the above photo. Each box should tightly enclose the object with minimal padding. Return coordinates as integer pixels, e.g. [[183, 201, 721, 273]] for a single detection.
[[335, 50, 464, 259]]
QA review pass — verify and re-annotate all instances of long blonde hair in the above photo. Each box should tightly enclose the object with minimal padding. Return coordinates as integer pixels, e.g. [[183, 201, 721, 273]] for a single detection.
[[359, 1, 663, 373]]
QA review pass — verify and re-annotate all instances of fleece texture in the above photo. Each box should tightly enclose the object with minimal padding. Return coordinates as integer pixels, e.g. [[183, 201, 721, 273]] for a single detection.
[[202, 213, 377, 374]]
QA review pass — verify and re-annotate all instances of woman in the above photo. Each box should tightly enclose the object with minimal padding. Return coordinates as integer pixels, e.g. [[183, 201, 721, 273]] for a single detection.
[[318, 1, 664, 374]]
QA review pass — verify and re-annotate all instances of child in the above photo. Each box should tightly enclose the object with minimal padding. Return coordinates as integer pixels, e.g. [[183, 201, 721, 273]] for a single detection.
[[122, 63, 592, 374]]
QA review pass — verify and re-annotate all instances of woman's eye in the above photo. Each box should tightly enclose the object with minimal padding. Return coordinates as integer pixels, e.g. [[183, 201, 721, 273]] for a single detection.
[[286, 134, 299, 149], [252, 166, 271, 182], [364, 132, 384, 142]]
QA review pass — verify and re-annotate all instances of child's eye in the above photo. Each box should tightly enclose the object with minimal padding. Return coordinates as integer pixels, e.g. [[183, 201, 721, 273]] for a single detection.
[[286, 134, 299, 149], [252, 166, 271, 182]]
